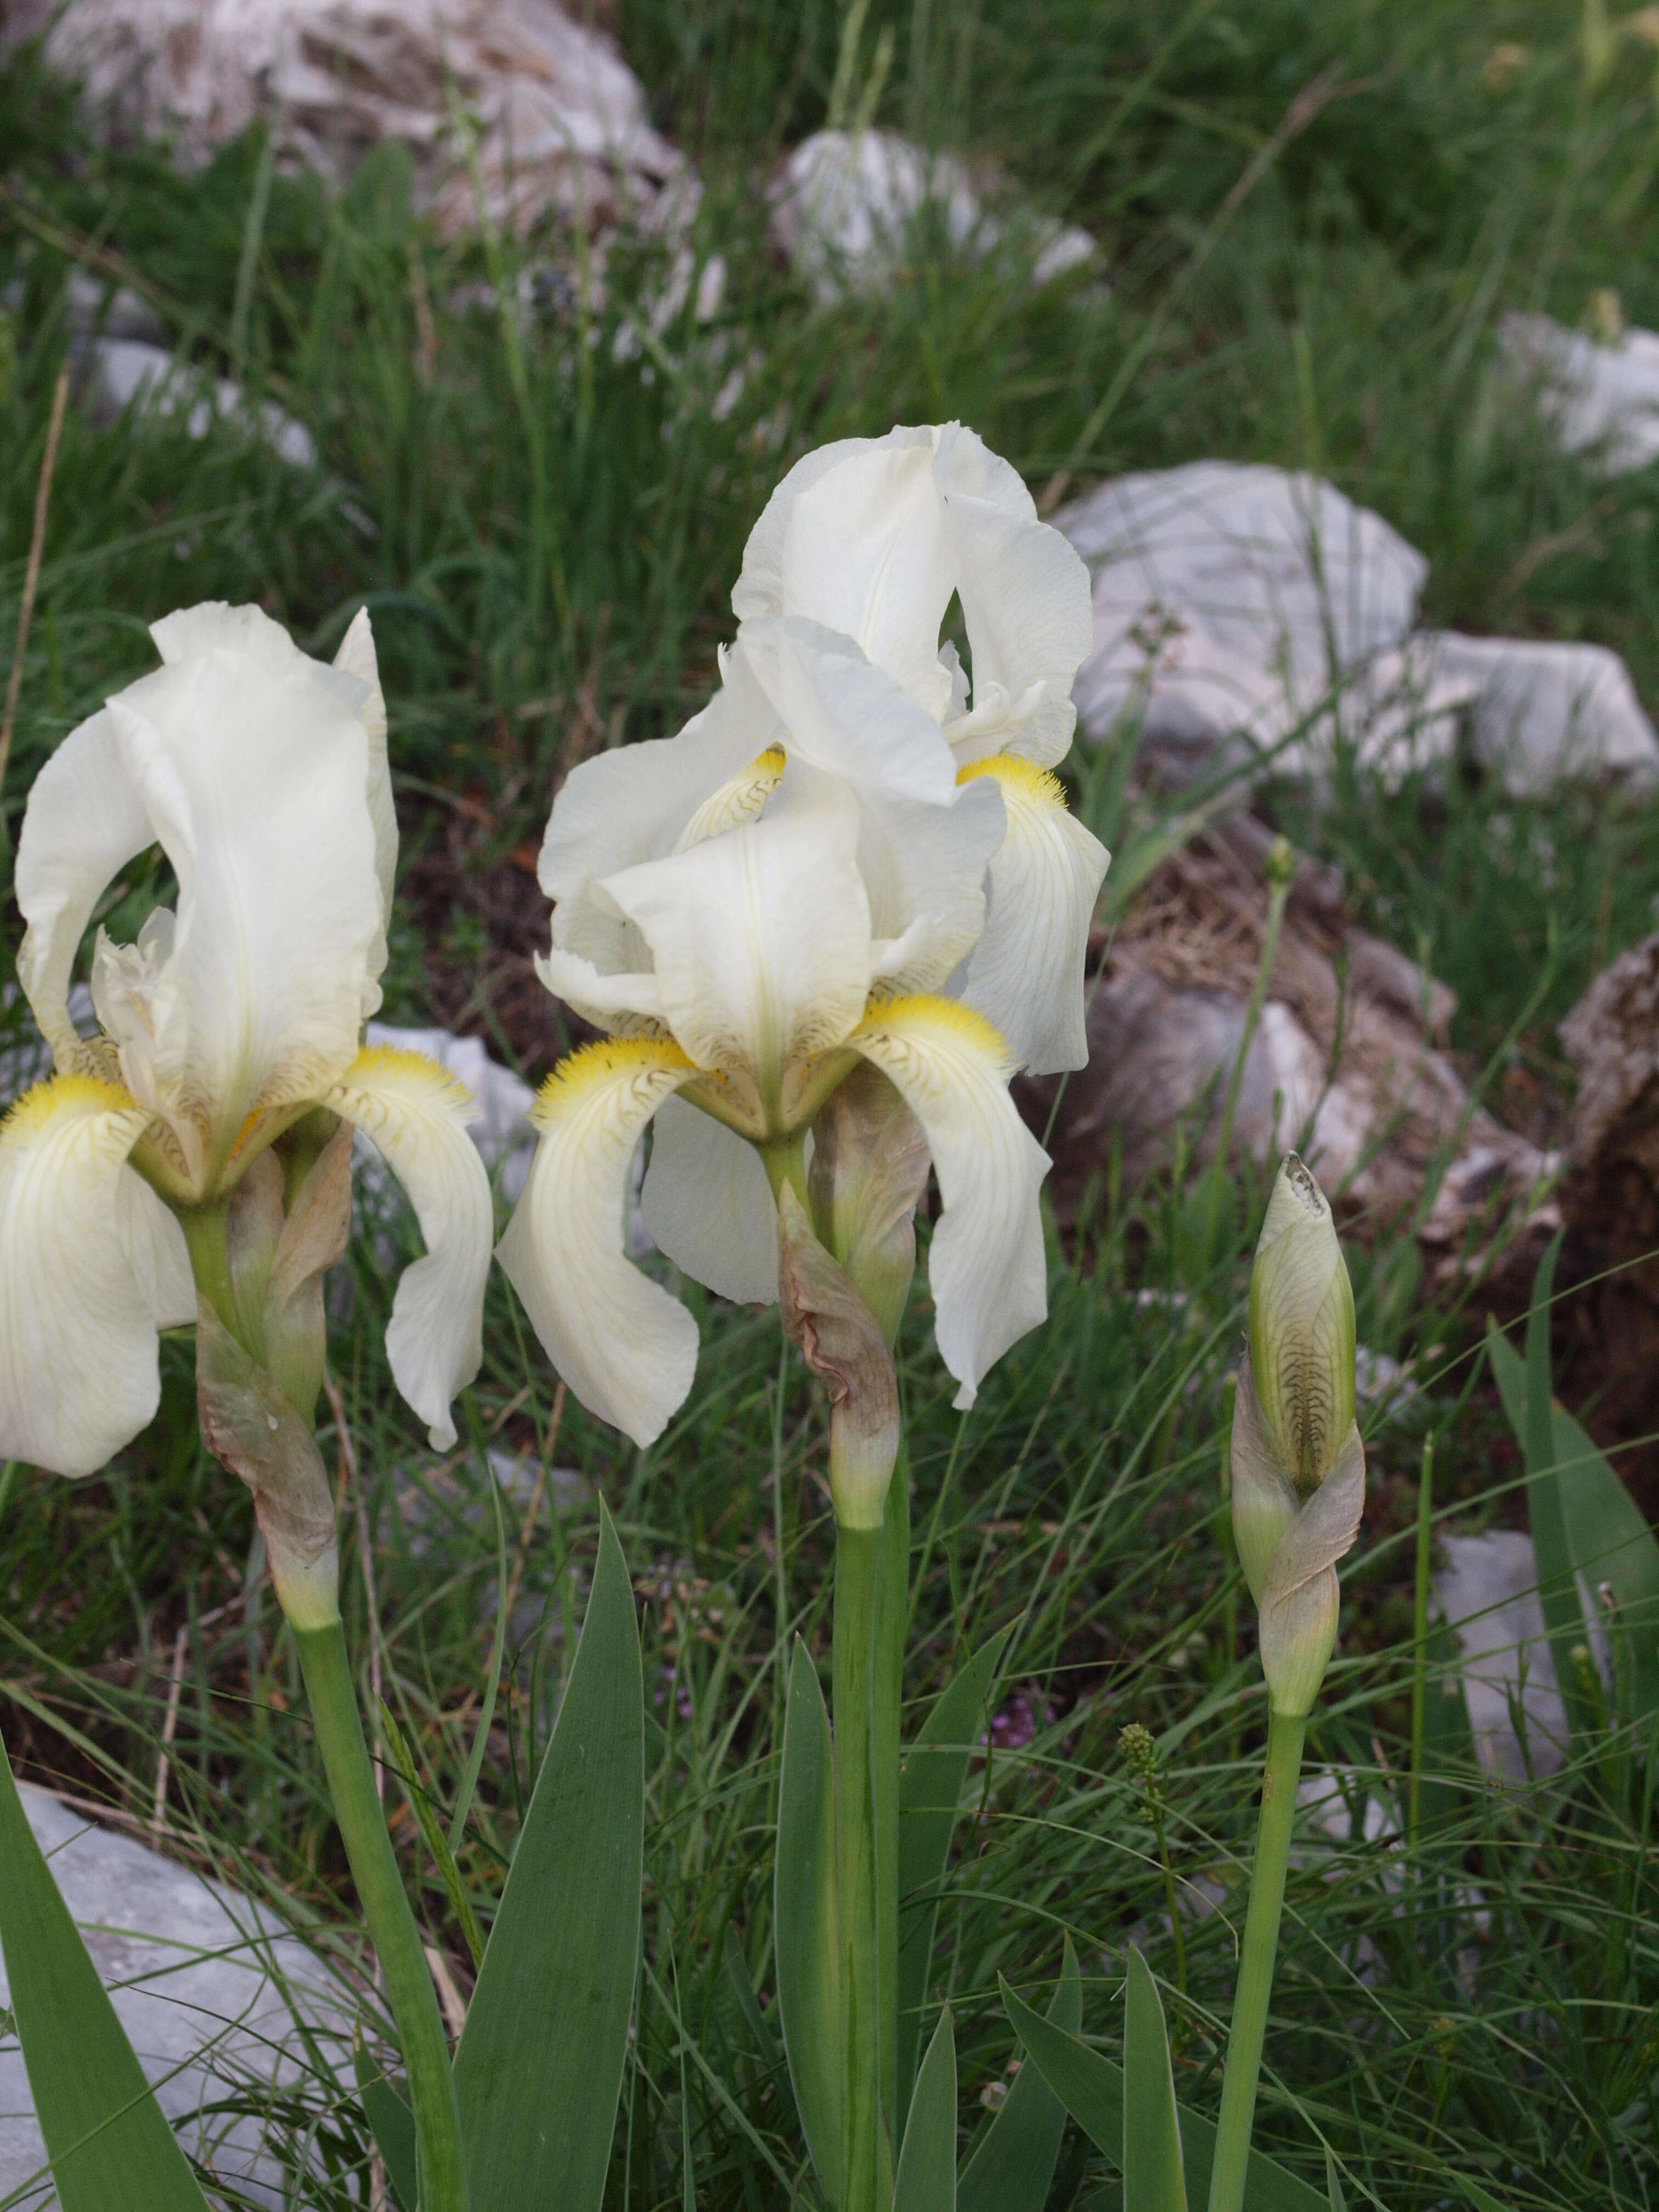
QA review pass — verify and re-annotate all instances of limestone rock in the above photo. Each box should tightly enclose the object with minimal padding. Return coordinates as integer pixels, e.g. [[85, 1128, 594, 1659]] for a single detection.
[[771, 128, 1098, 304], [0, 1784, 351, 2209], [1057, 460, 1659, 795]]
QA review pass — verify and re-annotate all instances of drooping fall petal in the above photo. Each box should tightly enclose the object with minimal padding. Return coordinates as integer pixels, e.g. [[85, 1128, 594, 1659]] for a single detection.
[[848, 995, 1049, 1408], [323, 1046, 493, 1452], [639, 1094, 780, 1305], [0, 1076, 167, 1476], [496, 1038, 701, 1447], [956, 756, 1108, 1073]]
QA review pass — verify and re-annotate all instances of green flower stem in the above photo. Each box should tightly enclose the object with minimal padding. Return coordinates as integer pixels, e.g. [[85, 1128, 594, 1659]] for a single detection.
[[1207, 1708, 1307, 2212], [834, 1521, 891, 2212], [295, 1620, 470, 2212], [872, 1465, 907, 2149], [176, 1202, 237, 1333]]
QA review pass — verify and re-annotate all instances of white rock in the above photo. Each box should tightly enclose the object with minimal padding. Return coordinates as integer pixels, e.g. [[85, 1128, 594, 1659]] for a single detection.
[[4, 0, 695, 246], [1499, 311, 1659, 476], [1059, 460, 1467, 785], [1414, 631, 1659, 794], [1058, 459, 1659, 794], [1434, 1531, 1609, 1781], [770, 128, 1098, 305], [88, 337, 318, 469], [0, 1785, 352, 2209]]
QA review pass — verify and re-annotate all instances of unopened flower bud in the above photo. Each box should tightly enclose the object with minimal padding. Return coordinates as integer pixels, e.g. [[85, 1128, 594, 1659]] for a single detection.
[[1248, 1155, 1356, 1496]]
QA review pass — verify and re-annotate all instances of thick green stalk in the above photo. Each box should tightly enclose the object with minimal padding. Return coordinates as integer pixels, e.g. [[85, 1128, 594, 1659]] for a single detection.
[[872, 1466, 908, 2151], [295, 1621, 470, 2212], [1207, 1709, 1306, 2212], [834, 1523, 891, 2212]]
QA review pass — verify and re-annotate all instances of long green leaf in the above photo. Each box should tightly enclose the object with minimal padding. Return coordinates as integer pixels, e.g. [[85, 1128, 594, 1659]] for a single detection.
[[896, 1629, 1011, 2118], [1487, 1324, 1659, 1725], [352, 2040, 417, 2212], [1124, 1949, 1186, 2212], [1458, 2183, 1507, 2212], [1499, 1241, 1595, 1748], [893, 2006, 956, 2212], [775, 1634, 844, 2208], [999, 1978, 1328, 2212], [1324, 2149, 1346, 2211], [0, 1738, 212, 2211], [958, 1936, 1080, 2212], [454, 1501, 642, 2212]]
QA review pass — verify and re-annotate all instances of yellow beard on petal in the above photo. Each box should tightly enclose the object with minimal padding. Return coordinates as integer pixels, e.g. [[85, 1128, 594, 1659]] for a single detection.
[[955, 754, 1069, 810], [0, 1071, 140, 1140], [531, 1035, 697, 1128]]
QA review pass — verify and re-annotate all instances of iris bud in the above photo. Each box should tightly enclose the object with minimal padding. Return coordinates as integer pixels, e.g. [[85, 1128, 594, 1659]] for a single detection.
[[1248, 1154, 1356, 1496]]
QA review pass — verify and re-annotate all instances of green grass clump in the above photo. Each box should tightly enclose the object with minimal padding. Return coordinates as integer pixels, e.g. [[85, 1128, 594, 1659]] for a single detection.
[[4, 1, 1659, 2204]]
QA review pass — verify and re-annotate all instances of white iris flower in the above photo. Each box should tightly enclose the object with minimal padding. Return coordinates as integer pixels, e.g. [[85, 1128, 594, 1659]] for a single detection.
[[1, 603, 493, 1477], [496, 633, 1054, 1447], [731, 420, 1108, 1074]]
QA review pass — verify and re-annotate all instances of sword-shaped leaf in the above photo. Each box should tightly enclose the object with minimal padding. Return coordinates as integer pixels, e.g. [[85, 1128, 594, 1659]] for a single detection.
[[893, 2006, 956, 2212], [1124, 1948, 1186, 2212], [454, 1502, 642, 2212], [775, 1635, 844, 2206], [0, 1740, 212, 2211], [958, 1937, 1079, 2212]]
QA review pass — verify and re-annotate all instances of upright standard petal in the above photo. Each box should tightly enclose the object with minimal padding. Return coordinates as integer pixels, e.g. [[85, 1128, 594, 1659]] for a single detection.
[[332, 609, 396, 924], [733, 428, 956, 719], [496, 1039, 701, 1447], [639, 1094, 779, 1305], [596, 766, 874, 1128], [860, 776, 1005, 996], [935, 425, 1094, 770], [105, 636, 382, 1186], [540, 662, 773, 911], [849, 996, 1049, 1409], [956, 757, 1108, 1073], [0, 1076, 165, 1476], [14, 706, 155, 1068], [334, 609, 397, 1015], [323, 1046, 494, 1452], [736, 619, 958, 807]]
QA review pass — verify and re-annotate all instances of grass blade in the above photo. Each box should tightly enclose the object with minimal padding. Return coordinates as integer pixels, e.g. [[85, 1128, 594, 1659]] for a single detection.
[[0, 1738, 212, 2211], [454, 1501, 642, 2212], [896, 1629, 1011, 2118], [1324, 2149, 1346, 2211], [448, 1461, 511, 1852], [998, 1977, 1327, 2212], [1124, 1947, 1187, 2212], [893, 2005, 956, 2212], [352, 2040, 417, 2212], [775, 1634, 844, 2208], [958, 1936, 1080, 2212], [1488, 1320, 1659, 1725]]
